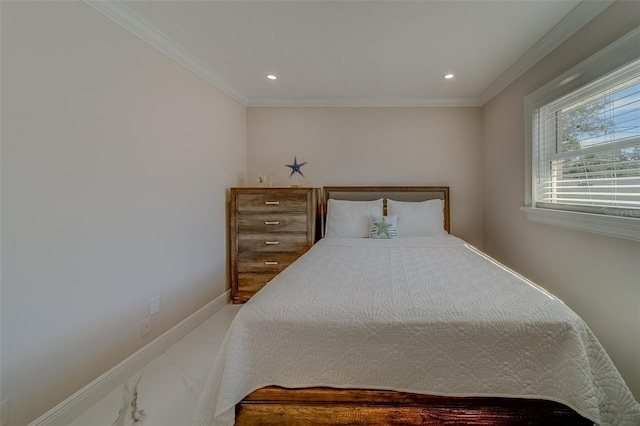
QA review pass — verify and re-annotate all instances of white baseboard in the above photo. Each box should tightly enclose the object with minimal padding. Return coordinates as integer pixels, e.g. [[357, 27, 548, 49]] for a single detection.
[[29, 290, 231, 426]]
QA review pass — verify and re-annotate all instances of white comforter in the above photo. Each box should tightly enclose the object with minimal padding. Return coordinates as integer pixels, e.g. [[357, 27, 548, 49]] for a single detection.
[[193, 236, 640, 425]]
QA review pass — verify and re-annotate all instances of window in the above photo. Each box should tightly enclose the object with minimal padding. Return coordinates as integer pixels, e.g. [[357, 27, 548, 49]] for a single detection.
[[535, 59, 640, 215], [523, 28, 640, 241]]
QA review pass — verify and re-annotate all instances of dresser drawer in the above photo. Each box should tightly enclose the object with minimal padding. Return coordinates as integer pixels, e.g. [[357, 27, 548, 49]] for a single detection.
[[238, 233, 309, 253], [237, 214, 308, 233], [230, 187, 316, 303], [237, 273, 278, 294], [237, 252, 300, 273], [236, 192, 308, 213]]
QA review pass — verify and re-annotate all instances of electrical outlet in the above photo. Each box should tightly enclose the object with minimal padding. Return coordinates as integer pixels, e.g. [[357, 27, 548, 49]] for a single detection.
[[1, 399, 9, 426], [150, 295, 160, 316], [141, 317, 152, 337]]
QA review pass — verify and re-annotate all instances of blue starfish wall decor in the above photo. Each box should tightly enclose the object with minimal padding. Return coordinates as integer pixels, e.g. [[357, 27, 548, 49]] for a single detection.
[[285, 156, 307, 178]]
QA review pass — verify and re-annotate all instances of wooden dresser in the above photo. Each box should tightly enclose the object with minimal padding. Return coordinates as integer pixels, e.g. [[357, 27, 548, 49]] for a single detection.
[[230, 187, 316, 303]]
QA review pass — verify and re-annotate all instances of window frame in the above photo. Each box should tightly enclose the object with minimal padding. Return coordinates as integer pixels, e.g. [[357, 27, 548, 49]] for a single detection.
[[523, 28, 640, 241]]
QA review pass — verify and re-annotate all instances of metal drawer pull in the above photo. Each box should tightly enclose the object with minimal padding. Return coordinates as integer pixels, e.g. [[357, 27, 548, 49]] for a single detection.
[[265, 261, 279, 265], [265, 201, 280, 205], [265, 241, 280, 245], [264, 221, 280, 225]]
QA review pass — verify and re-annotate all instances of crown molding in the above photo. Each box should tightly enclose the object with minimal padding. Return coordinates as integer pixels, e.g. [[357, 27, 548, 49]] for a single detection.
[[83, 0, 248, 106], [478, 0, 615, 105], [247, 97, 483, 108], [84, 0, 612, 108]]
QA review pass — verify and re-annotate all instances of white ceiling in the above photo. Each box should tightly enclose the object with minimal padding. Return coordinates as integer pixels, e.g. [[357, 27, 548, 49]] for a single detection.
[[89, 1, 614, 106]]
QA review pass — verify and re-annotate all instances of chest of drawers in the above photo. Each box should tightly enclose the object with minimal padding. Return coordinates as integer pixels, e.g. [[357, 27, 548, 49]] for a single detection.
[[230, 187, 316, 303]]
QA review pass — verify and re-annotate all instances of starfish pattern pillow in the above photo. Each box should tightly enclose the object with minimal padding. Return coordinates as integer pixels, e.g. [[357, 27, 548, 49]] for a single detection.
[[369, 215, 398, 239]]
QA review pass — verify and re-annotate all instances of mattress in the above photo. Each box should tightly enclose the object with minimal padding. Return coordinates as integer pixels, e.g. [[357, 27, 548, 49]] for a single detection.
[[193, 236, 640, 426]]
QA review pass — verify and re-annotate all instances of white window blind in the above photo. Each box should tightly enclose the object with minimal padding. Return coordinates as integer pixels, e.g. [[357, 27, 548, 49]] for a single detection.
[[533, 58, 640, 218]]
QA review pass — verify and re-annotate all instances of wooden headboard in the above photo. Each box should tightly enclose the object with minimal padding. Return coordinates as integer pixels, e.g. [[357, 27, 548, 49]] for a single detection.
[[322, 186, 450, 234]]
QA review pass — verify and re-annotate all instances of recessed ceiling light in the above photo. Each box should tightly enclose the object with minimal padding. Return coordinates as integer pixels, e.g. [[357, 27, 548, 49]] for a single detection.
[[444, 73, 454, 80], [266, 74, 277, 80]]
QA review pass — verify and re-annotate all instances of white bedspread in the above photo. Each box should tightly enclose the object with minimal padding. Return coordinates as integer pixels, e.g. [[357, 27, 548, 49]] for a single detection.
[[193, 236, 640, 425]]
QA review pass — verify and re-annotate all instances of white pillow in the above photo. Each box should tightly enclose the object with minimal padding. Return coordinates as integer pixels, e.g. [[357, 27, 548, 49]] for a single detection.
[[387, 198, 446, 237], [325, 199, 383, 238]]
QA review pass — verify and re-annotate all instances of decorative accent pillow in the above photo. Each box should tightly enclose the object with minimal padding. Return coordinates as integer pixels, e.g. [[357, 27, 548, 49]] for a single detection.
[[325, 199, 384, 238], [387, 198, 446, 237], [369, 215, 398, 239]]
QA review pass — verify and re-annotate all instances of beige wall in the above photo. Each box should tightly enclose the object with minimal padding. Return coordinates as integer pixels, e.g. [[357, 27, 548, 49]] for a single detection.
[[1, 2, 247, 424], [247, 107, 484, 246], [482, 0, 640, 398], [2, 1, 638, 424]]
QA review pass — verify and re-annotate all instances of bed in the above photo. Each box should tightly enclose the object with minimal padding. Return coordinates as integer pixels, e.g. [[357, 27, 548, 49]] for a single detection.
[[194, 186, 640, 426]]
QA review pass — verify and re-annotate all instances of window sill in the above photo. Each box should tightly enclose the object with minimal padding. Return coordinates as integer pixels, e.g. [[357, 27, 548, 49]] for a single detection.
[[520, 207, 640, 241]]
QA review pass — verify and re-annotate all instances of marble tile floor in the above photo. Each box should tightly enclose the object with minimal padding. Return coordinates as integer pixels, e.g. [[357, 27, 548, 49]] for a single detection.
[[70, 304, 242, 426]]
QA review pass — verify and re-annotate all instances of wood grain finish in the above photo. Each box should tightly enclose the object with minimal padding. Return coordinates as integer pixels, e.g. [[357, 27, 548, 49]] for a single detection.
[[238, 233, 309, 252], [236, 192, 308, 213], [237, 214, 308, 233], [236, 252, 300, 273], [230, 188, 316, 303], [236, 387, 591, 425]]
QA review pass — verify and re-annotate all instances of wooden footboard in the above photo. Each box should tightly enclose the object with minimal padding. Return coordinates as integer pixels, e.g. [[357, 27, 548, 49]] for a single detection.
[[236, 386, 592, 425]]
